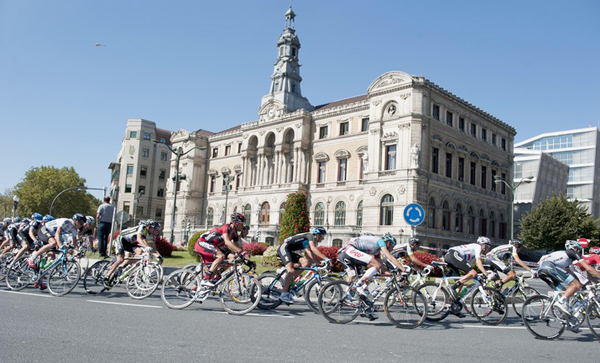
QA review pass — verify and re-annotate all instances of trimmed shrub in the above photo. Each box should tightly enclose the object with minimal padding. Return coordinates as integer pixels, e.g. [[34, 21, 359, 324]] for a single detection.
[[187, 230, 207, 260], [243, 242, 269, 256], [279, 192, 311, 242], [262, 246, 283, 267], [154, 236, 177, 257]]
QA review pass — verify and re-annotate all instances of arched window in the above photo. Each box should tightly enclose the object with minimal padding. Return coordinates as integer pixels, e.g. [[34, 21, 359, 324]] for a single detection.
[[314, 202, 325, 226], [332, 239, 343, 248], [442, 201, 451, 231], [356, 200, 363, 227], [455, 204, 463, 233], [380, 194, 394, 226], [279, 203, 286, 224], [334, 201, 346, 226], [499, 213, 507, 240], [479, 209, 487, 236], [468, 207, 475, 235], [427, 197, 436, 229], [206, 207, 214, 227], [244, 204, 252, 226], [260, 202, 270, 227], [489, 211, 496, 238]]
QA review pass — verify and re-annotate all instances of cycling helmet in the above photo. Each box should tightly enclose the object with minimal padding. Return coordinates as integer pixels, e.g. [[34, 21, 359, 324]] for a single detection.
[[31, 213, 43, 221], [311, 226, 327, 235], [509, 239, 523, 247], [409, 237, 420, 246], [43, 215, 54, 222], [477, 236, 491, 246], [3, 218, 12, 224], [590, 246, 600, 255], [230, 213, 246, 223], [85, 216, 94, 225], [13, 217, 21, 223], [382, 232, 397, 247], [565, 240, 583, 254], [72, 213, 86, 224]]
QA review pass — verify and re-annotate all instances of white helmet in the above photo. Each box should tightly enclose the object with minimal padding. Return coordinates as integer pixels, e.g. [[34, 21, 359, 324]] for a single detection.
[[477, 236, 491, 246]]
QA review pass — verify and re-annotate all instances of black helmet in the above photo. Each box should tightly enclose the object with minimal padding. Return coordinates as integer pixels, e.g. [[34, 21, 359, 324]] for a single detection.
[[409, 237, 420, 246], [311, 226, 327, 235], [72, 213, 86, 224], [231, 213, 246, 223], [509, 239, 523, 247]]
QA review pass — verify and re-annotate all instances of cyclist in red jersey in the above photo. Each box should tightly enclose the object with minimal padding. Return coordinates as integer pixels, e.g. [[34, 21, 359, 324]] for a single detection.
[[194, 213, 245, 285]]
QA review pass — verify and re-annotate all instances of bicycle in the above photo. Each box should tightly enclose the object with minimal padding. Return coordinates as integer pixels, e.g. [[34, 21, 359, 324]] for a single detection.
[[256, 263, 334, 313], [521, 283, 600, 340], [6, 245, 81, 296], [490, 270, 539, 317], [83, 252, 163, 299], [317, 267, 428, 329], [160, 255, 261, 315], [0, 247, 19, 280], [416, 261, 508, 325]]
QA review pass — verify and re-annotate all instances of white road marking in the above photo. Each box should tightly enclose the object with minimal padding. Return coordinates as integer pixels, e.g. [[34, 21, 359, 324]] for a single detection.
[[86, 300, 163, 309], [0, 289, 53, 298], [214, 311, 295, 319], [462, 325, 525, 329]]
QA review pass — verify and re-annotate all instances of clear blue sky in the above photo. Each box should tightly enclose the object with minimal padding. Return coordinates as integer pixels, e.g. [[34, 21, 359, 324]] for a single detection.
[[1, 0, 598, 196]]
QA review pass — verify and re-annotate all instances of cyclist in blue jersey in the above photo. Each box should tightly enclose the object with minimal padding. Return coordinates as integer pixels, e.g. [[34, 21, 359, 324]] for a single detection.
[[277, 227, 331, 304]]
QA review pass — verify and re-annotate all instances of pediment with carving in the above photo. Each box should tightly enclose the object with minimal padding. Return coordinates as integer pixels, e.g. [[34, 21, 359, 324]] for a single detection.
[[367, 71, 413, 94], [334, 149, 351, 159], [314, 152, 330, 162]]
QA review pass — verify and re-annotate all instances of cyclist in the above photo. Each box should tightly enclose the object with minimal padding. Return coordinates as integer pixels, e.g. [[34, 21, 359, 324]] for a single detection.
[[389, 237, 433, 271], [27, 214, 85, 268], [277, 226, 331, 304], [0, 218, 12, 248], [538, 240, 600, 316], [80, 216, 96, 253], [1, 217, 23, 255], [485, 239, 535, 289], [13, 213, 44, 261], [104, 219, 162, 287], [444, 236, 494, 316], [194, 213, 246, 286]]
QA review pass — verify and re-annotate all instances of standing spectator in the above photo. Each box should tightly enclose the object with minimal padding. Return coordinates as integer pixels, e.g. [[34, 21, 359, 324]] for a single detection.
[[96, 196, 115, 257]]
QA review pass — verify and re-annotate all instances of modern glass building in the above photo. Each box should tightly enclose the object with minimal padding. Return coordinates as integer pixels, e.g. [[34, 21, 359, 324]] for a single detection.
[[515, 127, 600, 218]]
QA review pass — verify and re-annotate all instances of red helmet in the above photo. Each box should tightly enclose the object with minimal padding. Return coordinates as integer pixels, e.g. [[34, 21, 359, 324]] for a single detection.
[[590, 246, 600, 255]]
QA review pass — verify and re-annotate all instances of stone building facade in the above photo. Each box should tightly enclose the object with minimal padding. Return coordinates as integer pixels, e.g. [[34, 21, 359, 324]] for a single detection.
[[163, 8, 516, 251]]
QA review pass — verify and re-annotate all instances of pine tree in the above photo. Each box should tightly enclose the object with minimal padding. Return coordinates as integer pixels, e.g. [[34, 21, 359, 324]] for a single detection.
[[278, 191, 311, 243]]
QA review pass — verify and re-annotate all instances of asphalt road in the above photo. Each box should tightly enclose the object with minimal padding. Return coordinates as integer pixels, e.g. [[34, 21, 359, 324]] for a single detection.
[[0, 277, 598, 363]]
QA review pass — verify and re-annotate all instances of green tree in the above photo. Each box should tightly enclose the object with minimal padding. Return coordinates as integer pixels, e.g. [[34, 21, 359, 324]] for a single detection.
[[278, 191, 311, 243], [14, 166, 101, 218], [519, 193, 600, 250], [0, 189, 16, 219]]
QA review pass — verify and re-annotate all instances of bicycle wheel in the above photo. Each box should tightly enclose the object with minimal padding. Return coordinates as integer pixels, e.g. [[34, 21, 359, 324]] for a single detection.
[[126, 263, 162, 299], [0, 253, 15, 280], [384, 286, 428, 329], [317, 280, 361, 324], [470, 287, 508, 325], [46, 260, 81, 296], [586, 299, 600, 339], [417, 281, 451, 322], [5, 256, 36, 291], [256, 272, 283, 310], [161, 269, 201, 309], [511, 286, 540, 318], [83, 260, 112, 294], [219, 272, 261, 315], [522, 295, 566, 340], [304, 277, 335, 313]]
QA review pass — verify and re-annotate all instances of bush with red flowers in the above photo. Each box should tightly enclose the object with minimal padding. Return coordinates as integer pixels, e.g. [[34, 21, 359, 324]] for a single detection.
[[243, 242, 269, 256], [316, 246, 343, 272], [153, 236, 177, 257], [409, 251, 443, 277]]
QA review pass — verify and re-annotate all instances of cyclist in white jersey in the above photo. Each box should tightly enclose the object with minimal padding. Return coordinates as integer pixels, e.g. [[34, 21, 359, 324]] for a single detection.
[[485, 239, 535, 288], [27, 214, 85, 267]]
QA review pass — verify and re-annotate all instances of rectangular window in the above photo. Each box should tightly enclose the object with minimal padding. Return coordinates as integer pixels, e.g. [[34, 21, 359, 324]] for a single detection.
[[492, 133, 497, 146], [142, 148, 149, 158], [123, 203, 130, 214], [491, 170, 497, 192], [482, 128, 487, 142], [481, 166, 487, 189], [160, 137, 166, 144], [339, 122, 349, 136], [471, 123, 477, 137], [338, 158, 347, 182], [238, 142, 242, 153], [459, 117, 465, 132], [361, 117, 369, 132], [155, 208, 163, 218], [385, 145, 396, 170], [126, 164, 134, 175], [225, 145, 231, 156], [446, 111, 453, 127], [161, 152, 168, 161], [140, 166, 147, 178], [143, 132, 151, 140], [317, 161, 326, 183], [501, 138, 507, 151], [136, 206, 143, 217], [157, 188, 164, 197], [319, 126, 328, 139], [212, 148, 218, 158], [210, 176, 216, 193], [445, 153, 452, 178], [458, 157, 465, 181], [129, 131, 137, 139], [470, 162, 476, 185], [431, 147, 439, 174], [159, 169, 166, 180], [125, 184, 132, 193], [501, 173, 507, 194], [432, 104, 440, 120], [138, 185, 145, 195]]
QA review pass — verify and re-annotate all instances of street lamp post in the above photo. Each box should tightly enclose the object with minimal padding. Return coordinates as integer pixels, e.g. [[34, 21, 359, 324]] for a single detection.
[[158, 141, 206, 243], [494, 175, 534, 240], [12, 195, 20, 218], [49, 187, 106, 216]]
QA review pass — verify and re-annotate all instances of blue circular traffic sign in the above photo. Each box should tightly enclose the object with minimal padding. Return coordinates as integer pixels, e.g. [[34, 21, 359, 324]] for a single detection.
[[404, 203, 425, 226]]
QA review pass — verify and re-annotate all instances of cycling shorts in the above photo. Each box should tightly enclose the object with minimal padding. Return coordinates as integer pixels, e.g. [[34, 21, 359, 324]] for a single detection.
[[194, 239, 219, 264], [484, 255, 511, 274], [338, 245, 374, 267], [277, 241, 303, 266], [17, 231, 34, 247], [444, 250, 473, 274], [115, 236, 141, 256], [569, 264, 590, 286], [8, 228, 19, 242], [538, 261, 574, 290], [38, 227, 56, 244]]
